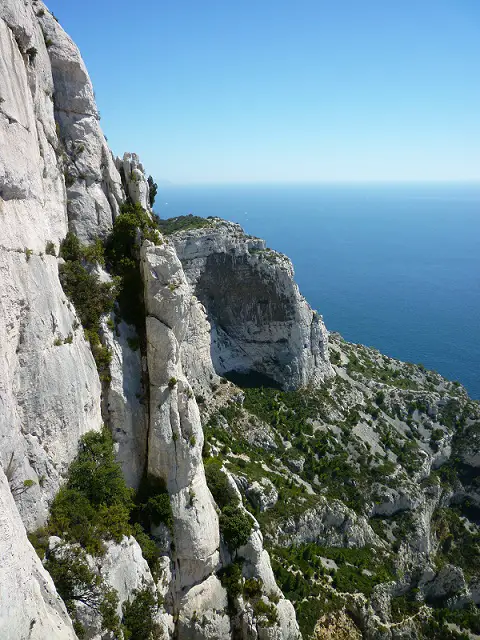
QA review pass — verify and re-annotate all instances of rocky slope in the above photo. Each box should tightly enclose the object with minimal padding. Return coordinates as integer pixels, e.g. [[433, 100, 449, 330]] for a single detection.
[[0, 2, 478, 640], [197, 331, 480, 639]]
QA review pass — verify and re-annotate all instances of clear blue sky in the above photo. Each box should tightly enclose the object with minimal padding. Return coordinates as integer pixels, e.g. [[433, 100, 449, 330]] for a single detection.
[[45, 0, 480, 184]]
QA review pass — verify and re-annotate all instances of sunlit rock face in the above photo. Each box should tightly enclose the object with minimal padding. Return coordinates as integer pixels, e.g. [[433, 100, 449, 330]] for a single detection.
[[0, 1, 302, 636], [36, 3, 124, 242], [171, 219, 334, 391], [141, 240, 221, 591], [0, 0, 104, 530], [0, 467, 77, 640]]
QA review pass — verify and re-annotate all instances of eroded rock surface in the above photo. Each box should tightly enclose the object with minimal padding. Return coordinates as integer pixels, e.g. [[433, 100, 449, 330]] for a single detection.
[[172, 220, 334, 390], [0, 468, 76, 640]]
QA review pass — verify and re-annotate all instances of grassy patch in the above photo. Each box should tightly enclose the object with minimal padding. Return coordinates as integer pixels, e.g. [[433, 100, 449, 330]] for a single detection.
[[155, 214, 214, 235]]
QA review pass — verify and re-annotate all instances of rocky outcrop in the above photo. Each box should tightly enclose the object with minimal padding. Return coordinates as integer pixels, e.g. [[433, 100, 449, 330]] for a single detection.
[[0, 0, 102, 531], [177, 574, 231, 640], [313, 610, 362, 640], [37, 3, 124, 242], [172, 220, 334, 391], [0, 467, 76, 640], [65, 535, 173, 640], [225, 472, 301, 639], [141, 238, 301, 637], [116, 151, 151, 212], [234, 476, 279, 513], [271, 497, 383, 549], [141, 239, 221, 592]]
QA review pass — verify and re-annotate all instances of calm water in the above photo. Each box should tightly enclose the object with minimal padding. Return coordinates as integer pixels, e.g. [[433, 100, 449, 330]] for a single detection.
[[156, 183, 480, 399]]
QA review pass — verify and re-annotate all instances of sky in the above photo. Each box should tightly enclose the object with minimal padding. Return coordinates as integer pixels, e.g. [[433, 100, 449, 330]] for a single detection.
[[45, 0, 480, 184]]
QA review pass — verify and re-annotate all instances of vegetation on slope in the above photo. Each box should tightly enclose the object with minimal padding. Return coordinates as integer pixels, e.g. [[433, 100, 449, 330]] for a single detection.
[[59, 232, 118, 381], [204, 458, 254, 552], [29, 429, 169, 638], [201, 332, 480, 639], [155, 213, 214, 235]]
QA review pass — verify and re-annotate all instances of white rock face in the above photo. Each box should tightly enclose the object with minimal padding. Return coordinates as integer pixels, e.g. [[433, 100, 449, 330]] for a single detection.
[[102, 317, 147, 489], [172, 220, 334, 390], [100, 536, 155, 610], [180, 294, 220, 398], [0, 0, 103, 529], [37, 3, 124, 242], [141, 240, 221, 591], [0, 1, 120, 634], [0, 467, 76, 640], [117, 151, 151, 212], [0, 3, 303, 637], [242, 477, 279, 513], [142, 240, 302, 637], [0, 251, 103, 529], [424, 564, 468, 603], [272, 497, 382, 548], [178, 574, 232, 640], [100, 537, 173, 639]]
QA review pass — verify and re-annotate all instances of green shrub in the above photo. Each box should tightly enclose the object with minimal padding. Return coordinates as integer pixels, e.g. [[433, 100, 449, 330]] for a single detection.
[[147, 176, 158, 207], [219, 505, 253, 552], [45, 241, 56, 256], [122, 584, 163, 640], [155, 214, 213, 235], [59, 233, 118, 379], [39, 430, 168, 635], [104, 202, 159, 334], [243, 577, 263, 599], [27, 527, 49, 560], [168, 377, 177, 389], [131, 523, 161, 577], [433, 604, 480, 635], [219, 562, 243, 607], [253, 599, 278, 626], [82, 238, 105, 265], [48, 429, 133, 555], [432, 507, 480, 579], [45, 545, 120, 636], [86, 332, 113, 383], [204, 459, 238, 509], [133, 473, 174, 534], [59, 261, 117, 331], [145, 493, 173, 529], [60, 232, 82, 262]]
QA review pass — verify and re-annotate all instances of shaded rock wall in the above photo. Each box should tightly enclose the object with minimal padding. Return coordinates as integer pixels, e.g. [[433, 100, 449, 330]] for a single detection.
[[172, 220, 334, 391]]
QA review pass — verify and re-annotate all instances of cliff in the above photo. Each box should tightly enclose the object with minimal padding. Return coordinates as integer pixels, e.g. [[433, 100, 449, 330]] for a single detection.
[[0, 2, 479, 640]]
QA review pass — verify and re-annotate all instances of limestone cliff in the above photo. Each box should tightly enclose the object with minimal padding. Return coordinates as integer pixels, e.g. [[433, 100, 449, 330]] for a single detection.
[[1, 2, 479, 640], [0, 2, 300, 637], [172, 219, 334, 392]]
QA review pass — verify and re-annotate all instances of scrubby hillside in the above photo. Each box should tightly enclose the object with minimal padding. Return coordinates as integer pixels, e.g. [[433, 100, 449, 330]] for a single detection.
[[192, 320, 480, 639]]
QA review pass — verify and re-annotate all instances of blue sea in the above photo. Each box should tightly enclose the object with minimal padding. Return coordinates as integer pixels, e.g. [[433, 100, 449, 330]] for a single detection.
[[156, 183, 480, 399]]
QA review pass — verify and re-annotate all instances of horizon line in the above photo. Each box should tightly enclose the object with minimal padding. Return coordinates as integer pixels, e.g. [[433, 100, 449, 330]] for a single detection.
[[158, 179, 480, 187]]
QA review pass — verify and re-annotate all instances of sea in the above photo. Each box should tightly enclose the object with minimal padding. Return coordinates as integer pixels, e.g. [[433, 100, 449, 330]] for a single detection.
[[155, 183, 480, 400]]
